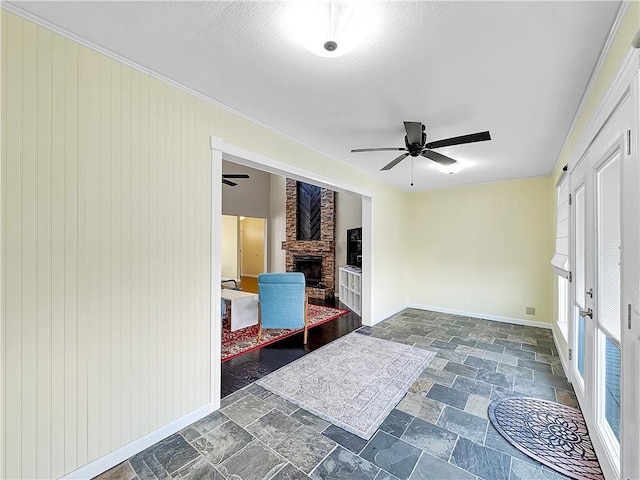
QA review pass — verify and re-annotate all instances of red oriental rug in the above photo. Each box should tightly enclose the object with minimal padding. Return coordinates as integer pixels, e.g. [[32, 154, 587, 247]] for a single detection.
[[222, 304, 349, 362]]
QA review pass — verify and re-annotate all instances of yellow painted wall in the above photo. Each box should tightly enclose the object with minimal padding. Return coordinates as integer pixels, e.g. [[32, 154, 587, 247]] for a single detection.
[[1, 10, 411, 478], [241, 217, 265, 276], [408, 177, 554, 323], [221, 215, 239, 279]]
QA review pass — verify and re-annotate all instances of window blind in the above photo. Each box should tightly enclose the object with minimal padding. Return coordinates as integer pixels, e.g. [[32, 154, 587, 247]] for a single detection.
[[551, 175, 570, 278], [597, 154, 621, 343]]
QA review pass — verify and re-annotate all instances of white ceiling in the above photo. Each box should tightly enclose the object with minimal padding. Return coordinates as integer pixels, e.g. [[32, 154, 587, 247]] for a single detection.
[[10, 1, 620, 191]]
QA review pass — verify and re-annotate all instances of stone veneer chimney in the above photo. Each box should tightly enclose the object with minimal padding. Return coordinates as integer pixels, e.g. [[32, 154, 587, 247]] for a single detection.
[[281, 179, 335, 299]]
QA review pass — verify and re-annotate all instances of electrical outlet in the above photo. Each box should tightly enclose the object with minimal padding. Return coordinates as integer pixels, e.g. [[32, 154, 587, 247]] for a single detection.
[[526, 306, 536, 315]]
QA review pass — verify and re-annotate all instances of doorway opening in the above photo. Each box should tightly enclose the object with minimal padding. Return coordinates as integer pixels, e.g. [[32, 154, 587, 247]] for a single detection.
[[214, 145, 371, 401], [221, 214, 266, 294]]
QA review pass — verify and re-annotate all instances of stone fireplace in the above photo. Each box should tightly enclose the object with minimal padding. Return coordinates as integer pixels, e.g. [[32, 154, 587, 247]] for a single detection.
[[282, 179, 335, 299]]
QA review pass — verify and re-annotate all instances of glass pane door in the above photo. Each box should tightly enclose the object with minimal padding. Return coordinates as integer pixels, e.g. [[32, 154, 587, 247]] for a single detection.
[[595, 151, 621, 447], [604, 338, 621, 439], [567, 88, 637, 480]]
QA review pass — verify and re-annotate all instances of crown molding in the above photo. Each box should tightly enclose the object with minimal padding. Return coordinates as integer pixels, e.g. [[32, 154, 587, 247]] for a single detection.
[[567, 47, 639, 170], [551, 1, 630, 176]]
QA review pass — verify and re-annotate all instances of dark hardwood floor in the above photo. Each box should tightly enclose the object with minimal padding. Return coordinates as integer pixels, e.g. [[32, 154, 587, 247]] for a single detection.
[[220, 297, 361, 397]]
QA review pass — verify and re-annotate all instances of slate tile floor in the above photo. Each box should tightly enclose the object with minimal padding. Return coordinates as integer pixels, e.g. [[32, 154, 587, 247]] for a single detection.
[[97, 309, 587, 480]]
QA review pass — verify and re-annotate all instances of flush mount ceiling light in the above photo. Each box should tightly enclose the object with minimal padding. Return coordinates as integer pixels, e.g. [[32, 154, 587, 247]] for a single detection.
[[439, 162, 466, 175], [286, 1, 379, 58]]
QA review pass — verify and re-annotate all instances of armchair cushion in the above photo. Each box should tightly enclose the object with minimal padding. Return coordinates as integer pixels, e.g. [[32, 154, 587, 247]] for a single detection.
[[258, 272, 306, 329]]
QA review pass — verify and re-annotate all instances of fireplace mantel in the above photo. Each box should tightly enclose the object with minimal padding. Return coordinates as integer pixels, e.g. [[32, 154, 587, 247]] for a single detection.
[[281, 240, 334, 253]]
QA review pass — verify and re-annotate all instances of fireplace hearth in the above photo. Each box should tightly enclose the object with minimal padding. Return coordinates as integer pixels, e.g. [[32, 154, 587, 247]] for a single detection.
[[293, 256, 323, 287]]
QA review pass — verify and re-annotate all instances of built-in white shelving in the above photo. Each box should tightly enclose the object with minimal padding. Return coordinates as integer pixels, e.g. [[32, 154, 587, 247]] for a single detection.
[[338, 266, 361, 315]]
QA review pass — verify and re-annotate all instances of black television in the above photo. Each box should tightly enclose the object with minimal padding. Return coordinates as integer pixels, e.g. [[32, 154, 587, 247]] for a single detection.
[[347, 227, 362, 268]]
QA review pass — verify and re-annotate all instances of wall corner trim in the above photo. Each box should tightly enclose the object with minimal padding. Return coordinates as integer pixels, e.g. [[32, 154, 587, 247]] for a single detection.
[[210, 136, 224, 151], [372, 304, 409, 326], [61, 403, 216, 480]]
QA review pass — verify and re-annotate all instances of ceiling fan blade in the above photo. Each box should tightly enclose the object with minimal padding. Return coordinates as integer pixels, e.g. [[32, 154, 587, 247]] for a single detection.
[[222, 174, 250, 179], [351, 147, 405, 153], [425, 131, 491, 149], [222, 179, 237, 186], [381, 153, 409, 171], [421, 150, 457, 166], [404, 121, 423, 145]]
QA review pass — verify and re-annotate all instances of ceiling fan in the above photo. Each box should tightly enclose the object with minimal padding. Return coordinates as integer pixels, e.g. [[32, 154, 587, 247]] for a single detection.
[[351, 121, 491, 172], [222, 173, 249, 186]]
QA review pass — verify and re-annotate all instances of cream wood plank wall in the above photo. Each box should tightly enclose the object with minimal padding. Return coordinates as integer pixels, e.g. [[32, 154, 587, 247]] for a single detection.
[[2, 13, 212, 478], [408, 177, 554, 323]]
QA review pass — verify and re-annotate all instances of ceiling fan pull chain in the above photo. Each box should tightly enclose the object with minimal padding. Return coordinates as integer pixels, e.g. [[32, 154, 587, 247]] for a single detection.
[[411, 157, 414, 187]]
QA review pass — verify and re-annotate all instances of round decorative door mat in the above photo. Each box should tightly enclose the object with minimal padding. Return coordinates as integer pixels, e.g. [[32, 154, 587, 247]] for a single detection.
[[488, 397, 604, 480]]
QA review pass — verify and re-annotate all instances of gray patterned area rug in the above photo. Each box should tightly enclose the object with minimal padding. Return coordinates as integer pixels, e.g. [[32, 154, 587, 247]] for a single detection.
[[256, 331, 435, 439]]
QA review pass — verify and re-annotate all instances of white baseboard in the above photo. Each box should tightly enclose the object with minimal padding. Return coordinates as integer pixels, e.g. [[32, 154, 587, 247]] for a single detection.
[[62, 403, 216, 479], [406, 304, 553, 329], [551, 322, 571, 381], [371, 304, 410, 326]]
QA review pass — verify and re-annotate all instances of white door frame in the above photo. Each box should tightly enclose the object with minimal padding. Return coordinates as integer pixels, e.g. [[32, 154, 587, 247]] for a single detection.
[[620, 71, 640, 480], [210, 137, 223, 411], [571, 132, 626, 478], [566, 51, 640, 480], [568, 153, 588, 407], [238, 217, 244, 279], [209, 137, 375, 406]]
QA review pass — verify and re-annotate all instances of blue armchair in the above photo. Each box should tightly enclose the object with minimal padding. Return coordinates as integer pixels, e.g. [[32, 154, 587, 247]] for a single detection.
[[257, 272, 309, 344]]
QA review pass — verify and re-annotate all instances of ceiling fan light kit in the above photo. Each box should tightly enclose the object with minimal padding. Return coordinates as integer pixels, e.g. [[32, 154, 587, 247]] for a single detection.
[[439, 163, 465, 175], [351, 121, 491, 182]]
